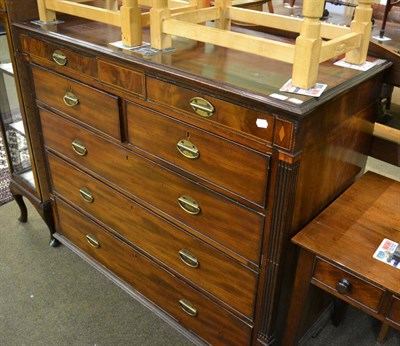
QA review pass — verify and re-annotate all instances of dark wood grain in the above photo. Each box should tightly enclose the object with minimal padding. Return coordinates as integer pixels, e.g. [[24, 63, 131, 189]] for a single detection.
[[33, 65, 121, 140], [47, 152, 258, 319], [293, 172, 400, 294], [40, 108, 265, 265], [55, 197, 253, 346], [126, 100, 270, 206]]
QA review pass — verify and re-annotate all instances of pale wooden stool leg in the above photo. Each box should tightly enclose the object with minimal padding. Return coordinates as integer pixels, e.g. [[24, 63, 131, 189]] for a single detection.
[[121, 0, 142, 47], [345, 0, 373, 64], [37, 0, 57, 23], [291, 0, 325, 89], [214, 0, 232, 30], [150, 0, 172, 50]]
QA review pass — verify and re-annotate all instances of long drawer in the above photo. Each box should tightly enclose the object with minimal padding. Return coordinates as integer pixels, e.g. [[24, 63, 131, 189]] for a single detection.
[[127, 101, 269, 206], [55, 197, 253, 346], [146, 76, 274, 142], [40, 108, 264, 265], [32, 65, 121, 140], [48, 153, 258, 318]]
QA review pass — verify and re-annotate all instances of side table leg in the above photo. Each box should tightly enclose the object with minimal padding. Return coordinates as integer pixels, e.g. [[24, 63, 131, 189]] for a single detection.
[[283, 248, 316, 345], [13, 194, 28, 223], [377, 322, 390, 344], [332, 298, 348, 327]]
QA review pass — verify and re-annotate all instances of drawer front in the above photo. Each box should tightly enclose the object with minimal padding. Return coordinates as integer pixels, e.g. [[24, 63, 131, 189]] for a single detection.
[[41, 109, 264, 265], [21, 35, 98, 77], [98, 59, 145, 97], [387, 295, 400, 326], [33, 65, 121, 140], [313, 259, 385, 312], [127, 101, 269, 206], [48, 153, 258, 318], [146, 77, 274, 142], [55, 198, 253, 346]]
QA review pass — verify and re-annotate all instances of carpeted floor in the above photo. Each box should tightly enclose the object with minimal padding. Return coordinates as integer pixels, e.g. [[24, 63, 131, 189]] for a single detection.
[[0, 133, 13, 206], [0, 198, 399, 345]]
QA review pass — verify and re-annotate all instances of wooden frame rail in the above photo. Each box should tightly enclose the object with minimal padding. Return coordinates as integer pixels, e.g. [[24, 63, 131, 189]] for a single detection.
[[151, 0, 374, 89], [36, 0, 204, 46]]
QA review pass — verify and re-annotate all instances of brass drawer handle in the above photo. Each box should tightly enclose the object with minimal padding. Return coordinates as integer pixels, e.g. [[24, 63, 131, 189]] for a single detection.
[[86, 234, 100, 248], [178, 249, 199, 268], [176, 139, 199, 159], [79, 188, 94, 203], [63, 91, 79, 107], [71, 139, 87, 156], [336, 278, 352, 294], [52, 49, 67, 66], [178, 299, 197, 317], [178, 195, 200, 215], [189, 97, 214, 117]]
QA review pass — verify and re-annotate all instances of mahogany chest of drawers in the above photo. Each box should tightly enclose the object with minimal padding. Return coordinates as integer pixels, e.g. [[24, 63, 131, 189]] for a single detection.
[[12, 18, 391, 345]]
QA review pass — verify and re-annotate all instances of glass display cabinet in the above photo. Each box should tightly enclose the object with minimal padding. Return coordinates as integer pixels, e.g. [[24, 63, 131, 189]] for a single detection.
[[0, 0, 57, 246]]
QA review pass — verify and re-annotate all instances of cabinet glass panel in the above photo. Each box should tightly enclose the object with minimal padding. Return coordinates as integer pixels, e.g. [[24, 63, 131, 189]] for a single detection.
[[0, 20, 36, 190]]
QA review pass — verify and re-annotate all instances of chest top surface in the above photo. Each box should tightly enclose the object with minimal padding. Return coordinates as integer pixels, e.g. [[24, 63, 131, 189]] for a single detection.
[[14, 16, 391, 117]]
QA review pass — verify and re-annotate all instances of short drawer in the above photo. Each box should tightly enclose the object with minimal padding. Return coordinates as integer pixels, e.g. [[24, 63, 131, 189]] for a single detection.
[[41, 108, 264, 265], [48, 153, 258, 318], [313, 259, 385, 312], [127, 101, 269, 206], [55, 198, 253, 346], [21, 35, 98, 77], [33, 65, 121, 140], [98, 59, 145, 97], [387, 295, 400, 326], [146, 76, 274, 142]]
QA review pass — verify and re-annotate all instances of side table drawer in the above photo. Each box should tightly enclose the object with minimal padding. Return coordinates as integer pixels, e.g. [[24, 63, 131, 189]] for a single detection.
[[33, 65, 121, 140], [127, 101, 269, 206], [48, 153, 258, 318], [313, 259, 385, 312], [146, 76, 274, 142], [388, 295, 400, 326], [55, 198, 253, 346]]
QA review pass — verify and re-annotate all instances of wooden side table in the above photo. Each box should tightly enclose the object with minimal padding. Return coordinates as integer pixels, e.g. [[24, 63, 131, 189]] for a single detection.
[[283, 172, 400, 345]]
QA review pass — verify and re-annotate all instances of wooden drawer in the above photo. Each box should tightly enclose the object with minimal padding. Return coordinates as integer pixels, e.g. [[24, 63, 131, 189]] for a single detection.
[[40, 108, 264, 265], [48, 153, 258, 318], [33, 65, 121, 140], [127, 101, 269, 206], [146, 76, 274, 142], [387, 295, 400, 326], [21, 35, 98, 77], [98, 59, 145, 97], [313, 259, 385, 312], [55, 198, 253, 345]]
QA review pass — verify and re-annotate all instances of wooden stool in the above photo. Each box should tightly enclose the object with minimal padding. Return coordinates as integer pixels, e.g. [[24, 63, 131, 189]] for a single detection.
[[283, 172, 400, 345]]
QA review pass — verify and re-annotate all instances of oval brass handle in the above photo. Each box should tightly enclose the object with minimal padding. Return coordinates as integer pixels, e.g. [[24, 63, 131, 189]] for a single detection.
[[71, 139, 87, 156], [79, 188, 94, 203], [178, 249, 199, 268], [189, 97, 214, 117], [176, 139, 199, 159], [178, 299, 197, 317], [336, 278, 351, 294], [178, 195, 200, 215], [63, 91, 79, 107], [52, 49, 67, 66], [86, 234, 100, 248]]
